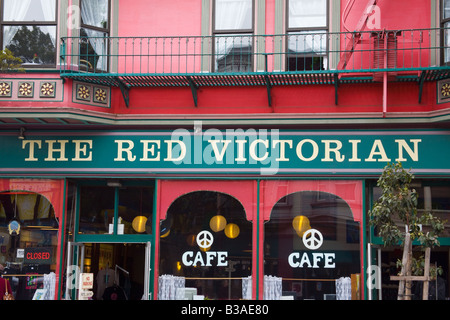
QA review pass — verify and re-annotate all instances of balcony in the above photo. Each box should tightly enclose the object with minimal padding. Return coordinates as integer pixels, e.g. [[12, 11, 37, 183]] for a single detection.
[[59, 28, 450, 107]]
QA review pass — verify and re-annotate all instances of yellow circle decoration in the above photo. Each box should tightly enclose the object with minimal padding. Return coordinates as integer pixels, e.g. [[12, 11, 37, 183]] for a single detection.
[[132, 216, 147, 233], [292, 215, 311, 237], [210, 215, 227, 232], [224, 223, 240, 239]]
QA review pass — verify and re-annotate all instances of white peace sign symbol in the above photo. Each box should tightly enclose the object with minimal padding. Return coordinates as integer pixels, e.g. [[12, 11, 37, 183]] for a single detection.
[[197, 230, 214, 249], [302, 229, 323, 250]]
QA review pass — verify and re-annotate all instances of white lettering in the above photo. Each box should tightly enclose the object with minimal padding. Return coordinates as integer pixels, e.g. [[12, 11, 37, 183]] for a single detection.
[[114, 140, 136, 162], [73, 140, 93, 161], [22, 140, 42, 161], [322, 140, 345, 162], [365, 139, 391, 162], [395, 139, 421, 162], [296, 139, 319, 161], [140, 140, 160, 161], [45, 140, 69, 161]]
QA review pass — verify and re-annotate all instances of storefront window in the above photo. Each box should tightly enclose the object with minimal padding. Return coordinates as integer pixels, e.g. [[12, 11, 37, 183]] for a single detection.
[[79, 186, 115, 234], [264, 190, 361, 300], [0, 191, 58, 300], [78, 184, 154, 235], [159, 191, 252, 300]]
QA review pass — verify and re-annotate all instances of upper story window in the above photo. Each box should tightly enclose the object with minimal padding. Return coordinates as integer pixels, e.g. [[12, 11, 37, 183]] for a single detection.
[[1, 0, 57, 67], [287, 0, 328, 71], [213, 0, 253, 72], [442, 0, 450, 64], [79, 0, 110, 71]]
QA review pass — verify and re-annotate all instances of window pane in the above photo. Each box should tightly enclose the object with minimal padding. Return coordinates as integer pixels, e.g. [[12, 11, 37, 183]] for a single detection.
[[81, 0, 109, 29], [287, 31, 327, 70], [4, 25, 56, 65], [215, 0, 252, 31], [3, 0, 56, 22], [264, 191, 360, 300], [118, 187, 154, 234], [79, 186, 115, 234], [445, 22, 450, 64], [445, 0, 450, 19], [80, 28, 109, 71], [215, 34, 252, 72], [289, 0, 327, 29]]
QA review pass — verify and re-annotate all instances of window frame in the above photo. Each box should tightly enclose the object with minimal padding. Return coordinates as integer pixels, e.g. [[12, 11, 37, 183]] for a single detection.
[[285, 0, 329, 71], [441, 0, 450, 65], [212, 0, 255, 73], [79, 0, 111, 72], [0, 0, 58, 68]]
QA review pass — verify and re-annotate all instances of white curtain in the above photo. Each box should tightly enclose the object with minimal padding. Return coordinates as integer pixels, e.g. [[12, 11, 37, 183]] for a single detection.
[[2, 0, 32, 47], [242, 276, 252, 300], [81, 0, 108, 70], [263, 275, 282, 300], [40, 0, 56, 46], [215, 0, 252, 31], [158, 275, 185, 300], [288, 0, 327, 29], [335, 277, 352, 300], [288, 31, 326, 54], [214, 0, 252, 67], [43, 272, 56, 300]]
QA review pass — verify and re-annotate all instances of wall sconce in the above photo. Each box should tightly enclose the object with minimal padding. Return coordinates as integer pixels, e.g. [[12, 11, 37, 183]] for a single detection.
[[18, 127, 25, 140], [107, 180, 122, 187]]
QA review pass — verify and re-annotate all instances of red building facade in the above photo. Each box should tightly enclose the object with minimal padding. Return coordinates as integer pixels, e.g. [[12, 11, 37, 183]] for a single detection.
[[0, 0, 450, 301]]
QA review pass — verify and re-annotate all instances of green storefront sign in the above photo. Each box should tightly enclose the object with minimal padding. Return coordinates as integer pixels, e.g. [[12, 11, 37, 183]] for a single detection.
[[1, 129, 449, 175]]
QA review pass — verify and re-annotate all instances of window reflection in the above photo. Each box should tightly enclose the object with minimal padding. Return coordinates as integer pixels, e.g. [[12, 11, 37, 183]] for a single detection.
[[1, 0, 57, 66]]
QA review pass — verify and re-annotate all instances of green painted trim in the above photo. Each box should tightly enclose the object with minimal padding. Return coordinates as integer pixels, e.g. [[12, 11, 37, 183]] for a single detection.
[[256, 178, 260, 300], [151, 179, 158, 300], [75, 234, 152, 243], [362, 179, 367, 300], [57, 179, 67, 300]]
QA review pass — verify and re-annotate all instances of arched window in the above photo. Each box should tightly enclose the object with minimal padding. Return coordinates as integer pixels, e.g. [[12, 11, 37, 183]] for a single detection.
[[0, 191, 58, 300], [159, 191, 252, 300], [264, 190, 361, 300]]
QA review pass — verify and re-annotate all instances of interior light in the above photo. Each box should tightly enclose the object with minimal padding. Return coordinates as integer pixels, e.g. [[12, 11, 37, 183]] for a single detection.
[[224, 223, 240, 239], [209, 215, 227, 232]]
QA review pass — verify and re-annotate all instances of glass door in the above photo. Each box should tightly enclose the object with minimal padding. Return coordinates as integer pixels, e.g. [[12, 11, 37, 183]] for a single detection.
[[65, 242, 152, 300]]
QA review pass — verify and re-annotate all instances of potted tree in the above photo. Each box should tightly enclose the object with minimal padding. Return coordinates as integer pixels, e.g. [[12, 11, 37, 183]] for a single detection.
[[369, 162, 445, 300]]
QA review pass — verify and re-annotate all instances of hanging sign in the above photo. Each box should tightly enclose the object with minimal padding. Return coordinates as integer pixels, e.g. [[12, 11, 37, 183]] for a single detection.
[[23, 247, 52, 264]]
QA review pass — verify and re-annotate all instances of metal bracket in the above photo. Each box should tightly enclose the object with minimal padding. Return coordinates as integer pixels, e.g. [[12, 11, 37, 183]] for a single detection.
[[115, 77, 130, 108], [265, 74, 272, 107], [334, 73, 339, 105], [418, 71, 426, 103], [187, 76, 198, 107]]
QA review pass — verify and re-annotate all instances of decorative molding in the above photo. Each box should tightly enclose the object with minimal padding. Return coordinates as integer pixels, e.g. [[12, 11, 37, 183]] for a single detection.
[[437, 79, 450, 104], [0, 81, 12, 98], [18, 81, 34, 98], [0, 78, 62, 101], [73, 81, 110, 108]]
